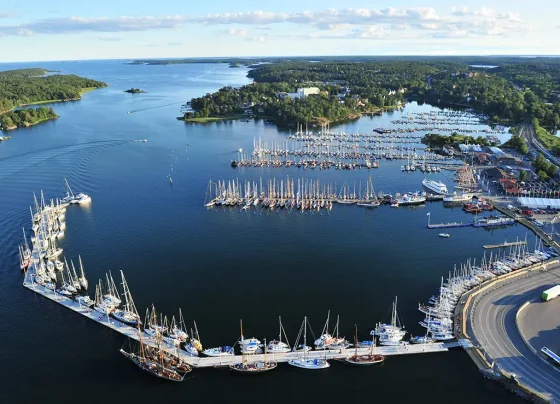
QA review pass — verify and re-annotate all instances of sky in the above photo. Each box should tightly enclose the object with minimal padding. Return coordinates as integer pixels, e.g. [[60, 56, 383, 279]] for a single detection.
[[0, 0, 558, 62]]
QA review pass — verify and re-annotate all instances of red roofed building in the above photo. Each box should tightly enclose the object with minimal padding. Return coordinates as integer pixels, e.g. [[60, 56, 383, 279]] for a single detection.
[[500, 178, 520, 194]]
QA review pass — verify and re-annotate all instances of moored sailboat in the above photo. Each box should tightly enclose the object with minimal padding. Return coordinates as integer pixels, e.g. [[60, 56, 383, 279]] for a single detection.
[[289, 316, 330, 370], [345, 325, 385, 366], [111, 271, 141, 327], [266, 316, 291, 354], [229, 320, 277, 374]]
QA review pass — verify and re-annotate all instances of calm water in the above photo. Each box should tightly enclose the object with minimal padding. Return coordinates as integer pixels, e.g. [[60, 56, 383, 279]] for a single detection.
[[0, 60, 525, 403]]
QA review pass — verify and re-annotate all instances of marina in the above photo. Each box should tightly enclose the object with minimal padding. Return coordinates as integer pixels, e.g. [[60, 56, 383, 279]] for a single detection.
[[21, 185, 553, 377], [21, 187, 461, 372], [0, 60, 533, 403]]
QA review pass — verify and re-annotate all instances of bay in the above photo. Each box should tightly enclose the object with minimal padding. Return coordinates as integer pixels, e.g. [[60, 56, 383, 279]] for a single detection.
[[0, 60, 524, 403]]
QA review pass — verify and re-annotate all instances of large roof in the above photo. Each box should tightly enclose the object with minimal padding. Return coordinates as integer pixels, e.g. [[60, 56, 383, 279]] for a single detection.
[[517, 197, 560, 208]]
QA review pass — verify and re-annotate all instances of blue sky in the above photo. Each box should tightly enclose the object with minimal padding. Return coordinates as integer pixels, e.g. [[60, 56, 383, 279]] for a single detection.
[[0, 0, 557, 62]]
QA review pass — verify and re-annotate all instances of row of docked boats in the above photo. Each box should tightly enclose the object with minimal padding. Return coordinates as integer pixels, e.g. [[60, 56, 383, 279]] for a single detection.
[[204, 177, 448, 211], [21, 189, 90, 298], [412, 239, 557, 344]]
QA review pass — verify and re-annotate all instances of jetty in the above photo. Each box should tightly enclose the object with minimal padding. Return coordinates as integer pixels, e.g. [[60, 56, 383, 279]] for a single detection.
[[23, 254, 461, 368], [427, 222, 471, 229], [483, 240, 527, 249]]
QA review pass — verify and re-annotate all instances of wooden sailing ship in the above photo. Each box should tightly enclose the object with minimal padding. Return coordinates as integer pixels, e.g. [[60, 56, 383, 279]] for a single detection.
[[345, 325, 385, 366]]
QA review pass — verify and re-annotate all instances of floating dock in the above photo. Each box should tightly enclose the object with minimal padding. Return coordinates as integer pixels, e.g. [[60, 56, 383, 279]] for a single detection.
[[483, 240, 527, 249]]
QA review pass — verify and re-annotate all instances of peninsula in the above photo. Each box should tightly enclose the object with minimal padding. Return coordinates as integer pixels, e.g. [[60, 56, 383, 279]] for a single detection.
[[0, 68, 107, 131]]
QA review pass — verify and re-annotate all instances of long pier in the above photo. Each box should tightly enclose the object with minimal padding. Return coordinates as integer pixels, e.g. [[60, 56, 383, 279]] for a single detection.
[[23, 271, 457, 367], [428, 222, 471, 229], [483, 241, 527, 249], [23, 194, 466, 372]]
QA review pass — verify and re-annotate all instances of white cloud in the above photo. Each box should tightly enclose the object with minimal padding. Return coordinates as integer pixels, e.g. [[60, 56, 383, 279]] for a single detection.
[[419, 23, 438, 30], [95, 36, 121, 42], [227, 27, 249, 37], [0, 15, 185, 36], [0, 6, 528, 42], [451, 6, 468, 16]]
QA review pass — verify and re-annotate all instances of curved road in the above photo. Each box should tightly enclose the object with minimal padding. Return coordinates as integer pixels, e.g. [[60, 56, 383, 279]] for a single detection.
[[468, 265, 560, 402]]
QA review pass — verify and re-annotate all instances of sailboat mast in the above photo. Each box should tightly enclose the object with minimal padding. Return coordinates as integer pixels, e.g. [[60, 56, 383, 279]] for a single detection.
[[303, 316, 307, 360], [240, 319, 246, 365], [355, 325, 358, 357]]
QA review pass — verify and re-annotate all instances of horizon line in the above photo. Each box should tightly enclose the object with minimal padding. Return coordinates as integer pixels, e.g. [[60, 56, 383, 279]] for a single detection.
[[1, 54, 560, 64]]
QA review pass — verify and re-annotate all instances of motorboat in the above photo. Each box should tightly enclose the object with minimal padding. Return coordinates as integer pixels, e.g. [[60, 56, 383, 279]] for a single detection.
[[240, 338, 263, 354], [203, 346, 235, 357], [439, 233, 450, 238], [410, 335, 435, 344], [395, 192, 426, 206], [443, 192, 473, 203], [267, 340, 291, 353]]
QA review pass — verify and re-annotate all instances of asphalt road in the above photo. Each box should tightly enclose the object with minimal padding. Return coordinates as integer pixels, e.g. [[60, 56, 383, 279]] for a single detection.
[[520, 122, 560, 168], [468, 265, 560, 402], [518, 295, 560, 354]]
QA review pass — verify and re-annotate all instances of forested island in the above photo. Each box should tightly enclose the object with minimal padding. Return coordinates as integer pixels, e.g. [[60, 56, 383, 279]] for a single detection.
[[0, 68, 107, 131], [181, 58, 560, 135], [124, 88, 146, 93]]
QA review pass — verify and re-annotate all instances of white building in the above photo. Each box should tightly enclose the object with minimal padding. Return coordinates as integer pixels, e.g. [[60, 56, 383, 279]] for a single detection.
[[296, 87, 320, 98]]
